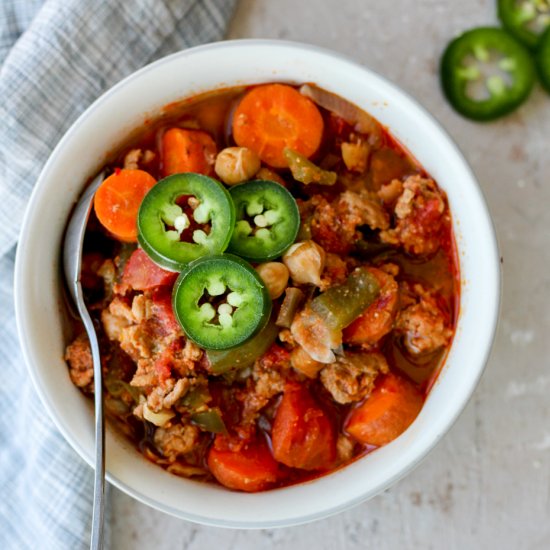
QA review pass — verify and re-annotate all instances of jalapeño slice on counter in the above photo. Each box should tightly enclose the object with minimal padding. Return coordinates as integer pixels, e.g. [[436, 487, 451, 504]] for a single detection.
[[441, 27, 536, 121], [536, 27, 550, 92], [228, 180, 300, 262], [137, 173, 235, 271], [498, 0, 550, 50], [172, 254, 272, 350]]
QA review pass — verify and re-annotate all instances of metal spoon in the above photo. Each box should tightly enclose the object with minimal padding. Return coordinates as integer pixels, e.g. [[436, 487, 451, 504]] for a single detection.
[[63, 172, 105, 550]]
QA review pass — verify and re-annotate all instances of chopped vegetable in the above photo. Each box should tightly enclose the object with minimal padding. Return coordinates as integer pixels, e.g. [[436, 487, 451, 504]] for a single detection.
[[299, 84, 382, 141], [180, 386, 210, 409], [536, 26, 550, 92], [104, 378, 141, 403], [205, 320, 279, 374], [498, 0, 550, 49], [207, 436, 279, 492], [343, 267, 399, 346], [150, 288, 180, 333], [440, 27, 536, 121], [191, 408, 227, 433], [137, 173, 235, 271], [290, 267, 381, 364], [161, 128, 217, 176], [276, 287, 305, 328], [232, 84, 324, 168], [172, 254, 271, 350], [121, 249, 178, 290], [284, 148, 337, 186], [345, 373, 423, 447], [228, 180, 300, 262], [94, 169, 157, 242], [142, 401, 175, 427], [291, 267, 380, 363], [272, 381, 336, 470], [311, 267, 380, 331]]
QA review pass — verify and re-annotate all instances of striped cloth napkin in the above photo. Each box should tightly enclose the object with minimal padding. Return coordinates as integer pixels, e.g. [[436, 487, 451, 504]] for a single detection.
[[0, 1, 237, 548]]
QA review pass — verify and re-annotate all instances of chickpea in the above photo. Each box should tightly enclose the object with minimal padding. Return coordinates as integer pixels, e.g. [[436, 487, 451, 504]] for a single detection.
[[123, 148, 155, 170], [282, 240, 326, 286], [214, 146, 261, 185], [255, 262, 289, 299], [290, 346, 324, 379]]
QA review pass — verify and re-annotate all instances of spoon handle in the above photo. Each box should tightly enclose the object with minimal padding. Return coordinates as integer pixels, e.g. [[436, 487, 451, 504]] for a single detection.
[[75, 289, 105, 550]]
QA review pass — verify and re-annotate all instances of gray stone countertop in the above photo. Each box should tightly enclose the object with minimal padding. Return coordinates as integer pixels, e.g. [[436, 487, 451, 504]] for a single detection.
[[111, 1, 550, 548]]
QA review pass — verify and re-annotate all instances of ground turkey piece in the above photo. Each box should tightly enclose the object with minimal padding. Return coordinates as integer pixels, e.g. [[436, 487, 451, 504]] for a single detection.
[[320, 351, 389, 404], [380, 175, 447, 256], [310, 191, 389, 254], [147, 377, 191, 412], [240, 345, 290, 425], [65, 333, 94, 390], [153, 423, 200, 462], [396, 283, 453, 355]]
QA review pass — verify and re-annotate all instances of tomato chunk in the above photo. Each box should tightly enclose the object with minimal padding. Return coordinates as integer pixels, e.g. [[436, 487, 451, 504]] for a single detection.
[[343, 267, 398, 346], [345, 372, 423, 447], [121, 249, 178, 291], [207, 436, 279, 492], [272, 381, 336, 470], [150, 288, 180, 334]]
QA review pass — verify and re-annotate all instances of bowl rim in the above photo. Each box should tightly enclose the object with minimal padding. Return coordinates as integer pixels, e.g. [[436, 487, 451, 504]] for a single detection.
[[14, 38, 501, 528]]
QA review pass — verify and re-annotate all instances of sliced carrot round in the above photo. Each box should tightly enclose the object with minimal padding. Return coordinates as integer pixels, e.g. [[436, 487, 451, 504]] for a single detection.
[[345, 372, 423, 447], [161, 128, 217, 177], [272, 381, 336, 470], [93, 169, 157, 242], [207, 436, 279, 492], [232, 84, 324, 168]]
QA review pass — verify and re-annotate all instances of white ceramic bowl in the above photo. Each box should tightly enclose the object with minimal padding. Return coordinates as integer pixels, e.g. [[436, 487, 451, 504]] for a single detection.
[[14, 40, 500, 528]]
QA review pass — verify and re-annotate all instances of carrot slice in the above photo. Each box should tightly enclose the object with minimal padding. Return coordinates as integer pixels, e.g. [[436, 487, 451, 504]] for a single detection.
[[207, 436, 279, 492], [271, 381, 336, 470], [93, 169, 156, 242], [232, 84, 324, 168], [345, 372, 423, 447], [161, 128, 217, 177]]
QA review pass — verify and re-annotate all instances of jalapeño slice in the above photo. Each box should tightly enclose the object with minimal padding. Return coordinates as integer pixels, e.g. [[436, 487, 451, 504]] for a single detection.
[[172, 254, 272, 350], [441, 27, 536, 121], [536, 27, 550, 92], [228, 180, 300, 262], [137, 173, 235, 271], [498, 0, 550, 50]]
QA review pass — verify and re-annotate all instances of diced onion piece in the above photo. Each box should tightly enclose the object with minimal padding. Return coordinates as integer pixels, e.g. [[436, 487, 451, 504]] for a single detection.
[[300, 84, 381, 140], [143, 402, 175, 427]]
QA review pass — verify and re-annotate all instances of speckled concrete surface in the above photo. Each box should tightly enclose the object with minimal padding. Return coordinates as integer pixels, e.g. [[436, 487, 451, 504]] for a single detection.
[[111, 1, 550, 548]]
